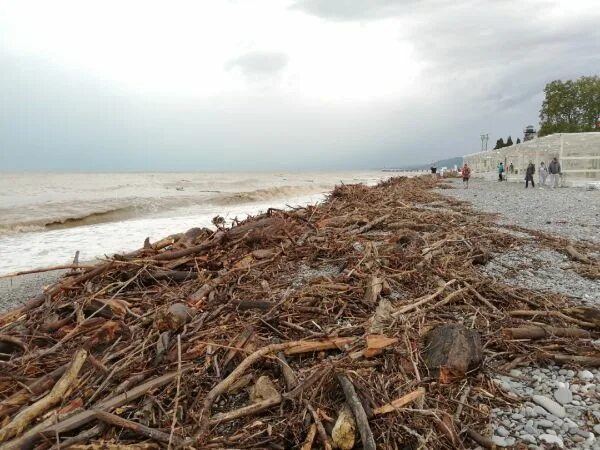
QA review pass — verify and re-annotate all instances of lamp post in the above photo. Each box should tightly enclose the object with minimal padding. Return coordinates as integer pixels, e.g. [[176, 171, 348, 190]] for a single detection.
[[480, 133, 489, 151]]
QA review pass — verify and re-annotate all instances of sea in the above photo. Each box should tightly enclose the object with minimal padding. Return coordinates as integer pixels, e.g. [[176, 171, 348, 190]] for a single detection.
[[0, 171, 396, 275]]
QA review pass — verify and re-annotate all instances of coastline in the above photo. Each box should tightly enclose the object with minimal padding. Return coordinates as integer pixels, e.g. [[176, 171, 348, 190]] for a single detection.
[[1, 176, 599, 448]]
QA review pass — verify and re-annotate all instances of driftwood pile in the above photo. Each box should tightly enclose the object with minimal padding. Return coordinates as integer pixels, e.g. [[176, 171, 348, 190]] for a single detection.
[[1, 176, 599, 449]]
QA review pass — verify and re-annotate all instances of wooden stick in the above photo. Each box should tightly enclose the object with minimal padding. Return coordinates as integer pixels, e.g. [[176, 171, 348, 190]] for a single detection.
[[393, 280, 456, 316], [373, 388, 426, 415], [192, 338, 353, 441], [553, 354, 600, 366], [0, 348, 87, 442], [210, 393, 282, 424], [93, 410, 182, 445], [304, 400, 332, 450], [352, 214, 391, 234], [336, 374, 376, 450], [0, 364, 69, 418], [300, 423, 317, 450], [503, 326, 590, 340], [168, 334, 182, 450], [508, 309, 597, 328], [0, 264, 94, 279]]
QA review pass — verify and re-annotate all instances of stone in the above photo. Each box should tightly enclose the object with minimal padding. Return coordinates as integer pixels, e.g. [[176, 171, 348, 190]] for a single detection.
[[524, 423, 537, 435], [537, 419, 554, 428], [512, 413, 524, 420], [579, 370, 595, 381], [594, 424, 600, 435], [533, 395, 566, 418], [249, 376, 280, 402], [496, 426, 510, 437], [555, 387, 573, 405], [492, 435, 509, 447], [521, 434, 536, 444], [331, 404, 356, 450], [533, 405, 547, 416], [539, 434, 564, 448]]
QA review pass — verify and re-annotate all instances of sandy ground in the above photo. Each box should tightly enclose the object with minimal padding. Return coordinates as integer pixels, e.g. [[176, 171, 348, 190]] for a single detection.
[[0, 271, 65, 314]]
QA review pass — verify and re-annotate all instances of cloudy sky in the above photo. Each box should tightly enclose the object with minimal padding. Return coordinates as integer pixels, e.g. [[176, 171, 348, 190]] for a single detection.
[[1, 0, 598, 171]]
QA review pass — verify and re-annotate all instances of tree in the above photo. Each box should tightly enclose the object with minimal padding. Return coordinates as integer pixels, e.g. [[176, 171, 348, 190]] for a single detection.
[[494, 138, 505, 150], [516, 138, 521, 144], [539, 76, 600, 136], [506, 136, 513, 146]]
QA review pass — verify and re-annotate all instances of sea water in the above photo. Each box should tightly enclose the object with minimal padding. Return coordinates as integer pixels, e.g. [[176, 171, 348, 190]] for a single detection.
[[0, 171, 391, 275]]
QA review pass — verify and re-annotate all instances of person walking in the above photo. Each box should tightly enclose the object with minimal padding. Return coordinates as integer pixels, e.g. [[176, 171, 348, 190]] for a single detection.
[[509, 162, 514, 174], [462, 163, 471, 189], [497, 162, 505, 181], [539, 161, 548, 188], [548, 157, 561, 188], [525, 161, 535, 188]]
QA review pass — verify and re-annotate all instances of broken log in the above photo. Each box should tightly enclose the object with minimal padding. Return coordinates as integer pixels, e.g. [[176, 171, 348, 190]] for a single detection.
[[503, 326, 590, 340], [423, 324, 482, 382]]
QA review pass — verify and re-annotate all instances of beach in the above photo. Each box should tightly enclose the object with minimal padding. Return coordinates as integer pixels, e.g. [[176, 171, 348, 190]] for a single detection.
[[1, 176, 599, 449]]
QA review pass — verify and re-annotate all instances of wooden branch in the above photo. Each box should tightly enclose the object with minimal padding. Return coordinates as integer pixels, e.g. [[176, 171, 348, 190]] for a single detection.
[[0, 364, 69, 418], [392, 280, 456, 316], [373, 388, 426, 415], [154, 232, 224, 261], [565, 245, 591, 264], [508, 310, 597, 328], [209, 392, 281, 424], [304, 400, 333, 450], [503, 326, 590, 340], [336, 374, 376, 450], [193, 338, 353, 441], [352, 214, 391, 234], [553, 354, 600, 366], [300, 423, 317, 450], [39, 370, 186, 439], [0, 348, 88, 442], [0, 264, 94, 279], [93, 410, 183, 445]]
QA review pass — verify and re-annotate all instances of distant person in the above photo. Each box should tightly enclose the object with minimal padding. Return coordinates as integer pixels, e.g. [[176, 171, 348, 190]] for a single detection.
[[548, 157, 561, 188], [462, 163, 471, 189], [509, 162, 514, 174], [539, 161, 548, 187], [525, 161, 535, 188], [497, 162, 505, 181]]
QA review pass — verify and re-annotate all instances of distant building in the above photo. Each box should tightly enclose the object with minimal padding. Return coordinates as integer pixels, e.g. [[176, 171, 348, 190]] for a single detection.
[[523, 125, 537, 142]]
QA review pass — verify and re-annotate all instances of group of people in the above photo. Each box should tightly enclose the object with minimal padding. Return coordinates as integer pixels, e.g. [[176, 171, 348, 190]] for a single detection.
[[460, 157, 562, 189], [523, 157, 562, 188]]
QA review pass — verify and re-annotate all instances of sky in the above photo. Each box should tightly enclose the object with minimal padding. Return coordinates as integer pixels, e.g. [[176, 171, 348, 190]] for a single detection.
[[0, 0, 599, 171]]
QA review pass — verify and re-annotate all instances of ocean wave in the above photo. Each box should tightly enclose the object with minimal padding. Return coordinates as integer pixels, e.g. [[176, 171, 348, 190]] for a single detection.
[[207, 185, 329, 205], [0, 185, 331, 235]]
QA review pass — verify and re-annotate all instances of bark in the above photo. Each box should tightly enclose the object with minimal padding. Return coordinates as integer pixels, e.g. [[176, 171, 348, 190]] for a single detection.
[[503, 326, 590, 340]]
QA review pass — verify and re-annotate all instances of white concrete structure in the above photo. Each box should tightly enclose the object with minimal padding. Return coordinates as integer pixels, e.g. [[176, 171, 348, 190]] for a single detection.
[[464, 133, 600, 186]]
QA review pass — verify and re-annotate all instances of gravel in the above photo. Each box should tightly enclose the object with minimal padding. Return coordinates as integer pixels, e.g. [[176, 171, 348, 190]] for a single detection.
[[0, 271, 64, 313], [441, 179, 600, 448], [442, 179, 600, 244]]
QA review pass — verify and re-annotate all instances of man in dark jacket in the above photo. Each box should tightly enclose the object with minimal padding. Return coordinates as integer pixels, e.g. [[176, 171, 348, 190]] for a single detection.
[[525, 162, 535, 188], [548, 157, 561, 188]]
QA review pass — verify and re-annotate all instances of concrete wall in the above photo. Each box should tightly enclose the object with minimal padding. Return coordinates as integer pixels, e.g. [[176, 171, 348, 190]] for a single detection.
[[464, 133, 600, 185]]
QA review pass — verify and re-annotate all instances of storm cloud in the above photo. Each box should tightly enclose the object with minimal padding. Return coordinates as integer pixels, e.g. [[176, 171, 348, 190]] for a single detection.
[[0, 0, 598, 171]]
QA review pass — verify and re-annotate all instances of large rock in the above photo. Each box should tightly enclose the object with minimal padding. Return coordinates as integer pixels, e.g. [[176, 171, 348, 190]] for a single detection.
[[423, 324, 483, 382], [532, 395, 566, 418]]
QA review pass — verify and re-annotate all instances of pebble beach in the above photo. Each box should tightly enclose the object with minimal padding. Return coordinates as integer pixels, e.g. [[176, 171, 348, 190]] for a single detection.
[[443, 178, 600, 449]]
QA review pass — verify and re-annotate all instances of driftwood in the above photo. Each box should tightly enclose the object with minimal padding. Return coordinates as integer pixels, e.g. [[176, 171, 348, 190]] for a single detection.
[[0, 348, 87, 442], [503, 326, 590, 340], [2, 176, 599, 448], [336, 374, 376, 450], [423, 324, 482, 382]]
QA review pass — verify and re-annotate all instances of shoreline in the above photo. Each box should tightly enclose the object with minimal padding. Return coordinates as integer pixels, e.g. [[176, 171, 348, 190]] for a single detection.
[[1, 176, 599, 448]]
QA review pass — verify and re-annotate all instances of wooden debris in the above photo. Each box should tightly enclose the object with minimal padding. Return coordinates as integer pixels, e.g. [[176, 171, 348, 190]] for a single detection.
[[423, 324, 482, 382], [1, 176, 598, 448], [331, 403, 357, 450]]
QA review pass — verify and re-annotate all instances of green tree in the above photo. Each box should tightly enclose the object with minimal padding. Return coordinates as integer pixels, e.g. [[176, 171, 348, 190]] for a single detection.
[[494, 138, 505, 149], [516, 137, 521, 144], [539, 76, 600, 136], [506, 136, 513, 146]]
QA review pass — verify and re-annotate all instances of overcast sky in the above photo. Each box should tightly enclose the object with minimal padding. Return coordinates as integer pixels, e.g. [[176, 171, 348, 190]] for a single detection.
[[1, 0, 598, 171]]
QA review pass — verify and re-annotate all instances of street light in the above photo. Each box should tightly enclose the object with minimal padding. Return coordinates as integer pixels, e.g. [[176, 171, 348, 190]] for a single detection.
[[480, 133, 489, 151]]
